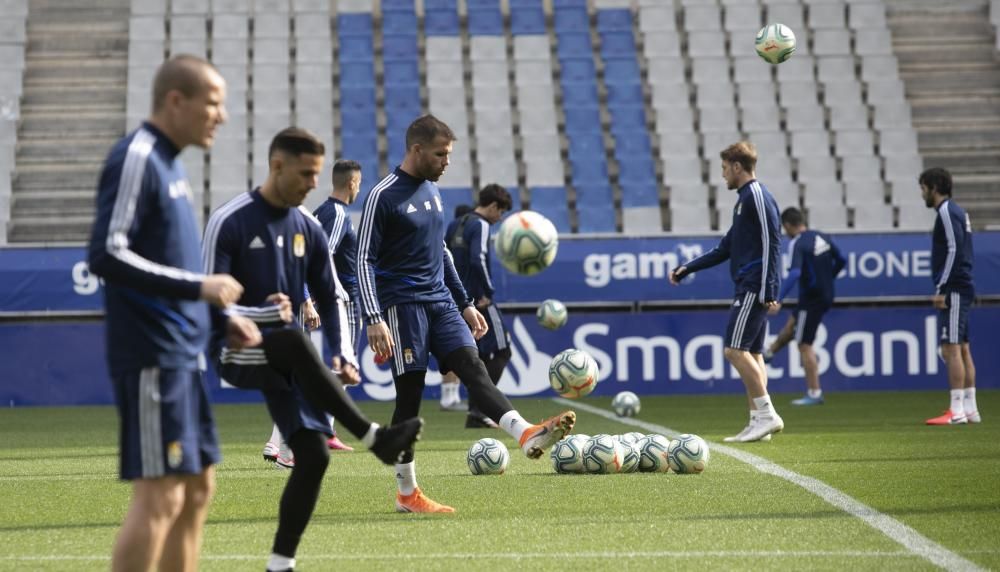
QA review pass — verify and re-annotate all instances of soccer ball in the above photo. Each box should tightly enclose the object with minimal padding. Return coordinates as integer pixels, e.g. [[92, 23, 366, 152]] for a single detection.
[[754, 23, 796, 65], [667, 434, 710, 474], [495, 210, 559, 276], [467, 437, 510, 475], [636, 434, 671, 473], [617, 432, 645, 446], [548, 348, 599, 398], [619, 440, 641, 473], [612, 391, 641, 417], [550, 436, 586, 474], [582, 434, 624, 474], [536, 298, 568, 330]]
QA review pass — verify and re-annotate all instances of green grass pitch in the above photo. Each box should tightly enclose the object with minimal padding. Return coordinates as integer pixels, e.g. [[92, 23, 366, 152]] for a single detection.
[[1, 390, 998, 571]]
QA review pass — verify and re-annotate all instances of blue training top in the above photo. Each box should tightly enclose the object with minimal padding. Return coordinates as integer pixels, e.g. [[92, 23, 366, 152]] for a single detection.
[[778, 229, 846, 308], [313, 196, 359, 303], [931, 199, 975, 297], [446, 211, 496, 302]]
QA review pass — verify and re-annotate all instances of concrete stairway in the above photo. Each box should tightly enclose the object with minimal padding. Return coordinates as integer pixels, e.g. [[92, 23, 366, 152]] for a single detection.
[[889, 0, 1000, 228], [7, 0, 128, 243]]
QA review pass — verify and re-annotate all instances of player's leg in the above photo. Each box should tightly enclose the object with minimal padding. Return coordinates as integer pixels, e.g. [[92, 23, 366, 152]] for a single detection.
[[440, 371, 466, 411], [113, 477, 187, 571], [467, 304, 509, 428], [159, 468, 216, 572], [324, 301, 355, 452], [792, 307, 825, 406], [267, 429, 330, 572], [763, 313, 796, 363], [962, 343, 980, 422], [928, 292, 968, 424], [723, 292, 783, 442], [264, 424, 282, 462]]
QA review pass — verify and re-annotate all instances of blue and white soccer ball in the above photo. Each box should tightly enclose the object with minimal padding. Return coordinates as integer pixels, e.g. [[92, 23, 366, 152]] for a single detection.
[[612, 391, 641, 417], [495, 210, 559, 276], [550, 435, 587, 474], [755, 23, 796, 65], [582, 434, 624, 474], [467, 437, 510, 475], [636, 434, 671, 473], [667, 434, 710, 474], [536, 298, 568, 330], [618, 439, 641, 473], [617, 432, 645, 446], [548, 348, 599, 398]]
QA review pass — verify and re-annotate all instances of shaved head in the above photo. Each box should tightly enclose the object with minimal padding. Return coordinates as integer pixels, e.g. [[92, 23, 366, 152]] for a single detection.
[[152, 55, 220, 113]]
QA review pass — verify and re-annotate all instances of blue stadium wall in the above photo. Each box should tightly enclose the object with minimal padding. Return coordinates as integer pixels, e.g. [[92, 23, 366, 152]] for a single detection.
[[2, 231, 999, 406]]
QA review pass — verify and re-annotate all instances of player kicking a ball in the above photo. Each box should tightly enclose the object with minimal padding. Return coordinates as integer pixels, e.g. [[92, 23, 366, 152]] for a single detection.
[[358, 115, 575, 513], [669, 142, 784, 443]]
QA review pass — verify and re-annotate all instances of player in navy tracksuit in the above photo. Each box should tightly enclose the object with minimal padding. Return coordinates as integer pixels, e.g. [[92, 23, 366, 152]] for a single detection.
[[446, 184, 513, 428], [920, 167, 980, 426], [670, 142, 784, 443], [87, 55, 261, 572], [765, 207, 846, 406], [359, 115, 575, 513], [203, 128, 421, 572]]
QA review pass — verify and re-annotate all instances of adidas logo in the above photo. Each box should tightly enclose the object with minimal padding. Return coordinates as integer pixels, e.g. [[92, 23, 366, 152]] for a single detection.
[[249, 236, 265, 249], [733, 299, 741, 307], [406, 203, 417, 214]]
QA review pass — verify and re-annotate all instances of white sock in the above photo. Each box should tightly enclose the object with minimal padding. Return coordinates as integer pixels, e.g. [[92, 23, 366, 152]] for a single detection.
[[441, 382, 456, 404], [395, 461, 417, 495], [267, 553, 295, 571], [752, 395, 775, 415], [361, 423, 379, 448], [808, 388, 823, 399], [329, 417, 337, 434], [964, 387, 977, 413], [950, 389, 966, 417], [499, 410, 533, 442], [269, 424, 282, 445]]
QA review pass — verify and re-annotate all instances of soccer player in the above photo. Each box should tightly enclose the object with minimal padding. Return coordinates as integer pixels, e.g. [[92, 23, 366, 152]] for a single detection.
[[203, 127, 423, 572], [87, 55, 262, 572], [446, 185, 513, 428], [766, 207, 846, 406], [669, 141, 784, 443], [439, 202, 475, 413], [358, 115, 575, 513], [920, 167, 980, 425]]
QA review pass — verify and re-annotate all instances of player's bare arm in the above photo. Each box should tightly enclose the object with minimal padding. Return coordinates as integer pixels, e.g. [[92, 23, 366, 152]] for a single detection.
[[301, 298, 321, 330], [933, 294, 946, 309], [200, 274, 244, 307], [331, 356, 361, 385]]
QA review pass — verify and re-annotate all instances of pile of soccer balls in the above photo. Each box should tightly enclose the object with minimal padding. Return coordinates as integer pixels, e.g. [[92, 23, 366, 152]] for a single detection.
[[551, 433, 709, 475]]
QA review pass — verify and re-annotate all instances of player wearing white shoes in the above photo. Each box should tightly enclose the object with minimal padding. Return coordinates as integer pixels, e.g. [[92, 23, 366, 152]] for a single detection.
[[920, 168, 981, 426], [359, 115, 575, 513], [669, 142, 784, 443]]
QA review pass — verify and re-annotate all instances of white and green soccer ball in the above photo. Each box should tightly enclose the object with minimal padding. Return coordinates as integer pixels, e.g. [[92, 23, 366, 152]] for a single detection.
[[548, 348, 599, 398], [755, 23, 796, 64], [617, 432, 645, 446], [550, 435, 587, 474], [582, 434, 624, 474], [467, 437, 510, 475], [495, 210, 559, 276], [536, 298, 568, 330], [667, 433, 710, 474], [619, 439, 641, 473], [637, 434, 672, 473], [612, 391, 641, 417]]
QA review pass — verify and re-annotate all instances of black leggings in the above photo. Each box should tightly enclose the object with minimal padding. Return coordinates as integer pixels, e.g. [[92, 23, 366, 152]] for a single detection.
[[468, 347, 512, 414], [272, 429, 330, 558]]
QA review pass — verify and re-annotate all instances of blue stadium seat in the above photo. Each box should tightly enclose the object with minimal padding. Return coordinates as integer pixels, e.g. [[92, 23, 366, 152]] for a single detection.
[[570, 161, 609, 186], [528, 187, 571, 233], [439, 187, 475, 223], [383, 61, 420, 85], [340, 134, 377, 158], [339, 62, 375, 86], [559, 59, 596, 84], [386, 110, 420, 137], [612, 132, 652, 156], [339, 87, 376, 110], [608, 106, 647, 130], [556, 33, 593, 59], [554, 7, 590, 32], [596, 9, 633, 32], [467, 0, 499, 8], [606, 83, 643, 105], [506, 187, 523, 212], [563, 107, 603, 133], [567, 133, 605, 158], [425, 9, 460, 35], [620, 182, 660, 208], [424, 0, 457, 9], [599, 32, 637, 57], [574, 183, 613, 203], [468, 8, 503, 35], [382, 10, 418, 35], [602, 60, 642, 85], [576, 203, 617, 233], [338, 37, 374, 62], [553, 0, 588, 8], [384, 86, 421, 111], [510, 6, 546, 35], [338, 13, 373, 36], [382, 34, 418, 61], [617, 156, 657, 186], [382, 0, 415, 9], [562, 85, 599, 107], [340, 110, 377, 132]]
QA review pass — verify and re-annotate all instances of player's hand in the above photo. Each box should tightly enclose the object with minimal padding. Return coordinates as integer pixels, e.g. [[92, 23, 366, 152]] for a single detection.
[[301, 298, 321, 330], [933, 294, 946, 309], [768, 302, 782, 315], [668, 266, 686, 285], [332, 356, 361, 386], [225, 315, 262, 349], [367, 321, 394, 359], [201, 274, 243, 307], [463, 306, 488, 340], [265, 292, 293, 323]]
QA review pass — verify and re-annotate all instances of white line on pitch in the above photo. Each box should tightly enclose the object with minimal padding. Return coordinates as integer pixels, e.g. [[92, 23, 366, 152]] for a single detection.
[[556, 397, 986, 572]]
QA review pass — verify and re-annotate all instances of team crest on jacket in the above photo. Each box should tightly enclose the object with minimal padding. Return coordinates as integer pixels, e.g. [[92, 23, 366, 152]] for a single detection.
[[403, 348, 414, 364], [293, 233, 305, 257], [167, 441, 183, 469]]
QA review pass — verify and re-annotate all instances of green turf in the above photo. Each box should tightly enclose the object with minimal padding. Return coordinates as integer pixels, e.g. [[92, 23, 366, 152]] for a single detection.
[[1, 390, 998, 571]]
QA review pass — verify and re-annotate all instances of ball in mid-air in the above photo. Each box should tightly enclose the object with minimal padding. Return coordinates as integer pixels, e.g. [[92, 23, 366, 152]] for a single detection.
[[612, 391, 641, 417], [548, 348, 599, 398], [495, 210, 559, 276], [536, 298, 568, 330], [755, 23, 796, 64]]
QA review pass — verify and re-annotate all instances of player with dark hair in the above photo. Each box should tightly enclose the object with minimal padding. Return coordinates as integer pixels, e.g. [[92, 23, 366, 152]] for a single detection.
[[88, 54, 262, 572], [920, 167, 980, 425], [359, 114, 575, 513], [764, 206, 846, 406], [203, 127, 422, 572], [669, 141, 784, 443], [446, 184, 514, 427]]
